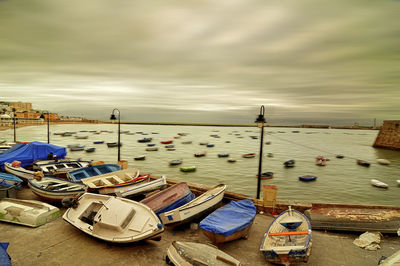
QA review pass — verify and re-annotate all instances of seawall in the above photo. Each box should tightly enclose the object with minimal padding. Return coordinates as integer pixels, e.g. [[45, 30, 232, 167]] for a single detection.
[[373, 120, 400, 150]]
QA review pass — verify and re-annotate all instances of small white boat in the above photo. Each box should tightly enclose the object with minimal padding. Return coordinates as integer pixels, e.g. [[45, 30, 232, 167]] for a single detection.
[[166, 241, 240, 266], [4, 162, 35, 181], [371, 179, 388, 188], [80, 168, 141, 189], [100, 176, 167, 197], [377, 159, 391, 165], [0, 198, 60, 227], [397, 180, 400, 186], [159, 184, 226, 226], [62, 193, 164, 243]]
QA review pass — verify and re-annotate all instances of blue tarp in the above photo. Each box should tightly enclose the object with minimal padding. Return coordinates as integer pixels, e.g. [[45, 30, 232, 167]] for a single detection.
[[199, 199, 257, 237], [0, 142, 26, 155], [0, 141, 66, 171], [0, 242, 11, 266]]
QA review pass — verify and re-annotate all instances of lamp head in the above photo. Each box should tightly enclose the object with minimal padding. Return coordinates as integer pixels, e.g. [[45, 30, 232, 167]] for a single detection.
[[110, 114, 117, 120], [40, 114, 45, 119], [255, 105, 266, 128]]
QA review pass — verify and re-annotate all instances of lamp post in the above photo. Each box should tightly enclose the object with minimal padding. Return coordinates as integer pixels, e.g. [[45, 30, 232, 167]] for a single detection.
[[12, 108, 16, 143], [110, 108, 121, 162], [40, 111, 50, 144], [255, 105, 266, 199]]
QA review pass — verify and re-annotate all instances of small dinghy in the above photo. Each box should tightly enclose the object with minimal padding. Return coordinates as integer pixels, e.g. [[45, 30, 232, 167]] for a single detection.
[[160, 184, 226, 226], [85, 148, 96, 153], [242, 153, 256, 158], [140, 182, 195, 216], [0, 198, 60, 227], [4, 162, 35, 182], [134, 155, 146, 161], [200, 199, 256, 244], [377, 159, 391, 165], [357, 159, 370, 167], [315, 156, 327, 166], [260, 206, 312, 264], [145, 147, 158, 151], [299, 175, 317, 182], [218, 154, 229, 158], [67, 164, 121, 182], [371, 179, 388, 188], [260, 172, 273, 179], [99, 176, 167, 197], [166, 241, 240, 266], [194, 152, 206, 157], [169, 159, 182, 166], [63, 193, 164, 243], [28, 176, 87, 202], [180, 166, 196, 172], [0, 173, 22, 198], [80, 169, 142, 189], [283, 160, 295, 167], [227, 158, 237, 163]]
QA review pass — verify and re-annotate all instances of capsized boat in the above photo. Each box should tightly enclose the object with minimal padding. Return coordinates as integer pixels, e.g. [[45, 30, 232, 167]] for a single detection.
[[0, 198, 60, 227], [304, 203, 400, 233], [80, 168, 141, 189], [166, 241, 241, 266], [260, 206, 312, 265], [140, 182, 195, 216], [200, 199, 257, 244], [28, 176, 88, 202], [100, 176, 167, 197], [62, 193, 164, 243], [67, 164, 121, 182], [159, 184, 226, 226]]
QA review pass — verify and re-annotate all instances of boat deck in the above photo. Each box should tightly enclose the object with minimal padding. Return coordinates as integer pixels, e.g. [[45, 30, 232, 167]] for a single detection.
[[2, 188, 400, 266]]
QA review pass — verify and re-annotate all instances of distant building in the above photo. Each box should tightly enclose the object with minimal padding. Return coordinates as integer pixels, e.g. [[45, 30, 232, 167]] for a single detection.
[[9, 102, 32, 112]]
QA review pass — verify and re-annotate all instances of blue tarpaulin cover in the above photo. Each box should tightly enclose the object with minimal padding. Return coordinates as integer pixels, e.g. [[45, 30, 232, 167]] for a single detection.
[[0, 242, 11, 266], [199, 198, 257, 237], [0, 141, 66, 171], [0, 142, 26, 155]]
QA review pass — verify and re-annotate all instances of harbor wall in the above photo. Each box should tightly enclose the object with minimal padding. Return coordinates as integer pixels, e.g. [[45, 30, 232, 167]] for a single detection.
[[373, 120, 400, 150]]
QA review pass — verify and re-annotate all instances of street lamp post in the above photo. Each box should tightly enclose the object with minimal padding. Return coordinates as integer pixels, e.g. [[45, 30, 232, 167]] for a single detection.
[[110, 108, 121, 162], [40, 111, 50, 144], [255, 105, 266, 199], [12, 108, 16, 143]]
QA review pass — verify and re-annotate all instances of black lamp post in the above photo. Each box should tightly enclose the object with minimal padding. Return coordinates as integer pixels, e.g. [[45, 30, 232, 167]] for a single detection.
[[110, 108, 121, 162], [40, 111, 50, 144], [12, 108, 16, 143], [255, 105, 266, 199]]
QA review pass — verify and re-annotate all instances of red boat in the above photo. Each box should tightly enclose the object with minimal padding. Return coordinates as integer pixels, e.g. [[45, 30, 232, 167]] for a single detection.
[[161, 140, 173, 144], [242, 153, 256, 158]]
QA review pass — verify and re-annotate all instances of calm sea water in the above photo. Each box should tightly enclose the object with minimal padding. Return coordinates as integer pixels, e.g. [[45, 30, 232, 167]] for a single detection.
[[1, 124, 400, 206]]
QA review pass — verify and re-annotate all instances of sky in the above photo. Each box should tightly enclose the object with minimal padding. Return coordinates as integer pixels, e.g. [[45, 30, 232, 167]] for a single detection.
[[0, 0, 399, 125]]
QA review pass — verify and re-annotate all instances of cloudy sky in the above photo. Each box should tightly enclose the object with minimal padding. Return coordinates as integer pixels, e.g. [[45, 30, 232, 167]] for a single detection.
[[0, 0, 399, 125]]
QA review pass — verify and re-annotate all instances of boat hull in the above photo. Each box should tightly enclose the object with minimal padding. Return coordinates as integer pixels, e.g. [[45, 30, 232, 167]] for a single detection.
[[4, 163, 34, 182]]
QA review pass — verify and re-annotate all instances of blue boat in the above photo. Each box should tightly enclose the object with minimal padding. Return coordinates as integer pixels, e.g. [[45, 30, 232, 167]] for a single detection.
[[93, 141, 104, 144], [67, 164, 121, 182], [165, 144, 174, 148], [0, 173, 22, 199], [284, 160, 295, 167], [206, 144, 215, 147], [218, 154, 229, 158], [85, 147, 96, 153], [299, 175, 317, 182], [70, 145, 85, 151], [138, 138, 152, 143], [199, 199, 257, 244], [147, 143, 156, 147]]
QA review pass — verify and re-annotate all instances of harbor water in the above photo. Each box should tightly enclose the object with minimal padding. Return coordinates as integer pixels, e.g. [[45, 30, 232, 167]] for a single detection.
[[1, 124, 400, 206]]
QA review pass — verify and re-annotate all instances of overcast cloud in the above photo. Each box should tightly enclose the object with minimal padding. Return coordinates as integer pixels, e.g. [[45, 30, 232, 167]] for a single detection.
[[0, 0, 399, 125]]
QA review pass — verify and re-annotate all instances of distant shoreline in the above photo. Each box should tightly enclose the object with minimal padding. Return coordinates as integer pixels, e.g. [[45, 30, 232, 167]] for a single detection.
[[0, 120, 379, 132]]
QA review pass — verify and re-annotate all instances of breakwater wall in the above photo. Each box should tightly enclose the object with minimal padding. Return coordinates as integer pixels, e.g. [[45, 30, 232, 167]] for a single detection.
[[373, 120, 400, 150]]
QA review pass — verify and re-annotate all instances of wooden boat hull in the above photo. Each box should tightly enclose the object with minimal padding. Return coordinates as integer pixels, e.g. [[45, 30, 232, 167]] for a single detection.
[[80, 169, 141, 189], [0, 198, 60, 227], [304, 203, 400, 233], [166, 241, 240, 266], [67, 164, 121, 182], [4, 163, 34, 182], [100, 176, 167, 197], [63, 193, 164, 243], [160, 184, 226, 226], [28, 177, 87, 202]]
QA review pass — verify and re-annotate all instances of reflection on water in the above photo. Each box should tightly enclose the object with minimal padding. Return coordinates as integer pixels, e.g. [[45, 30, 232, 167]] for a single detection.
[[2, 124, 400, 206]]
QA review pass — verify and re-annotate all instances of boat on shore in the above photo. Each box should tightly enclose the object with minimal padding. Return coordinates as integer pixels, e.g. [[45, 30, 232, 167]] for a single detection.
[[0, 198, 60, 227], [67, 164, 121, 182], [62, 193, 164, 243], [4, 162, 35, 181], [200, 199, 257, 244], [140, 182, 195, 216], [28, 176, 87, 202], [260, 206, 312, 265], [33, 159, 91, 178], [165, 241, 240, 266], [100, 176, 167, 197], [80, 169, 142, 189], [304, 203, 400, 233], [0, 173, 22, 199], [159, 184, 226, 226]]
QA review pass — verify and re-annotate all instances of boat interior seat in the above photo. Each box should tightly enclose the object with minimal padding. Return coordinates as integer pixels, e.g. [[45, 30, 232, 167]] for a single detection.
[[94, 199, 135, 230], [58, 185, 82, 191], [272, 246, 303, 254]]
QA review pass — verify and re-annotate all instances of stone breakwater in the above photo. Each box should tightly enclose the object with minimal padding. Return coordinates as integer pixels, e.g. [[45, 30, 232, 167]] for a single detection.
[[373, 120, 400, 150]]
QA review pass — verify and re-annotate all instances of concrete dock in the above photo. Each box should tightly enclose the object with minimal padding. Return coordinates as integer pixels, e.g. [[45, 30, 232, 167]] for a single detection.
[[2, 189, 400, 266]]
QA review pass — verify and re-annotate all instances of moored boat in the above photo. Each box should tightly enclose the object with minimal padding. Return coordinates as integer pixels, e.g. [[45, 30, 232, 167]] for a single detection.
[[227, 158, 237, 163], [140, 182, 195, 216], [260, 207, 312, 264], [315, 156, 327, 166], [371, 179, 388, 188], [165, 241, 240, 266], [169, 159, 182, 166], [377, 159, 391, 165], [242, 153, 256, 158], [299, 175, 317, 182], [62, 193, 164, 243], [138, 138, 152, 143], [85, 148, 96, 153], [0, 198, 60, 227], [218, 153, 229, 158], [161, 140, 173, 144], [107, 142, 122, 147], [336, 154, 344, 159], [28, 176, 87, 202], [200, 199, 256, 244], [70, 146, 85, 151], [194, 152, 206, 157], [180, 166, 196, 172], [93, 141, 104, 144], [284, 160, 295, 167], [100, 176, 167, 197], [159, 184, 226, 226], [260, 172, 273, 179], [357, 159, 370, 167], [145, 147, 158, 151], [134, 155, 146, 160]]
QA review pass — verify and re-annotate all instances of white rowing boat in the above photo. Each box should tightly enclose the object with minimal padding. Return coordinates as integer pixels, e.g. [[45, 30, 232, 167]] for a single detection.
[[80, 168, 140, 189], [99, 176, 167, 197], [371, 179, 388, 188]]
